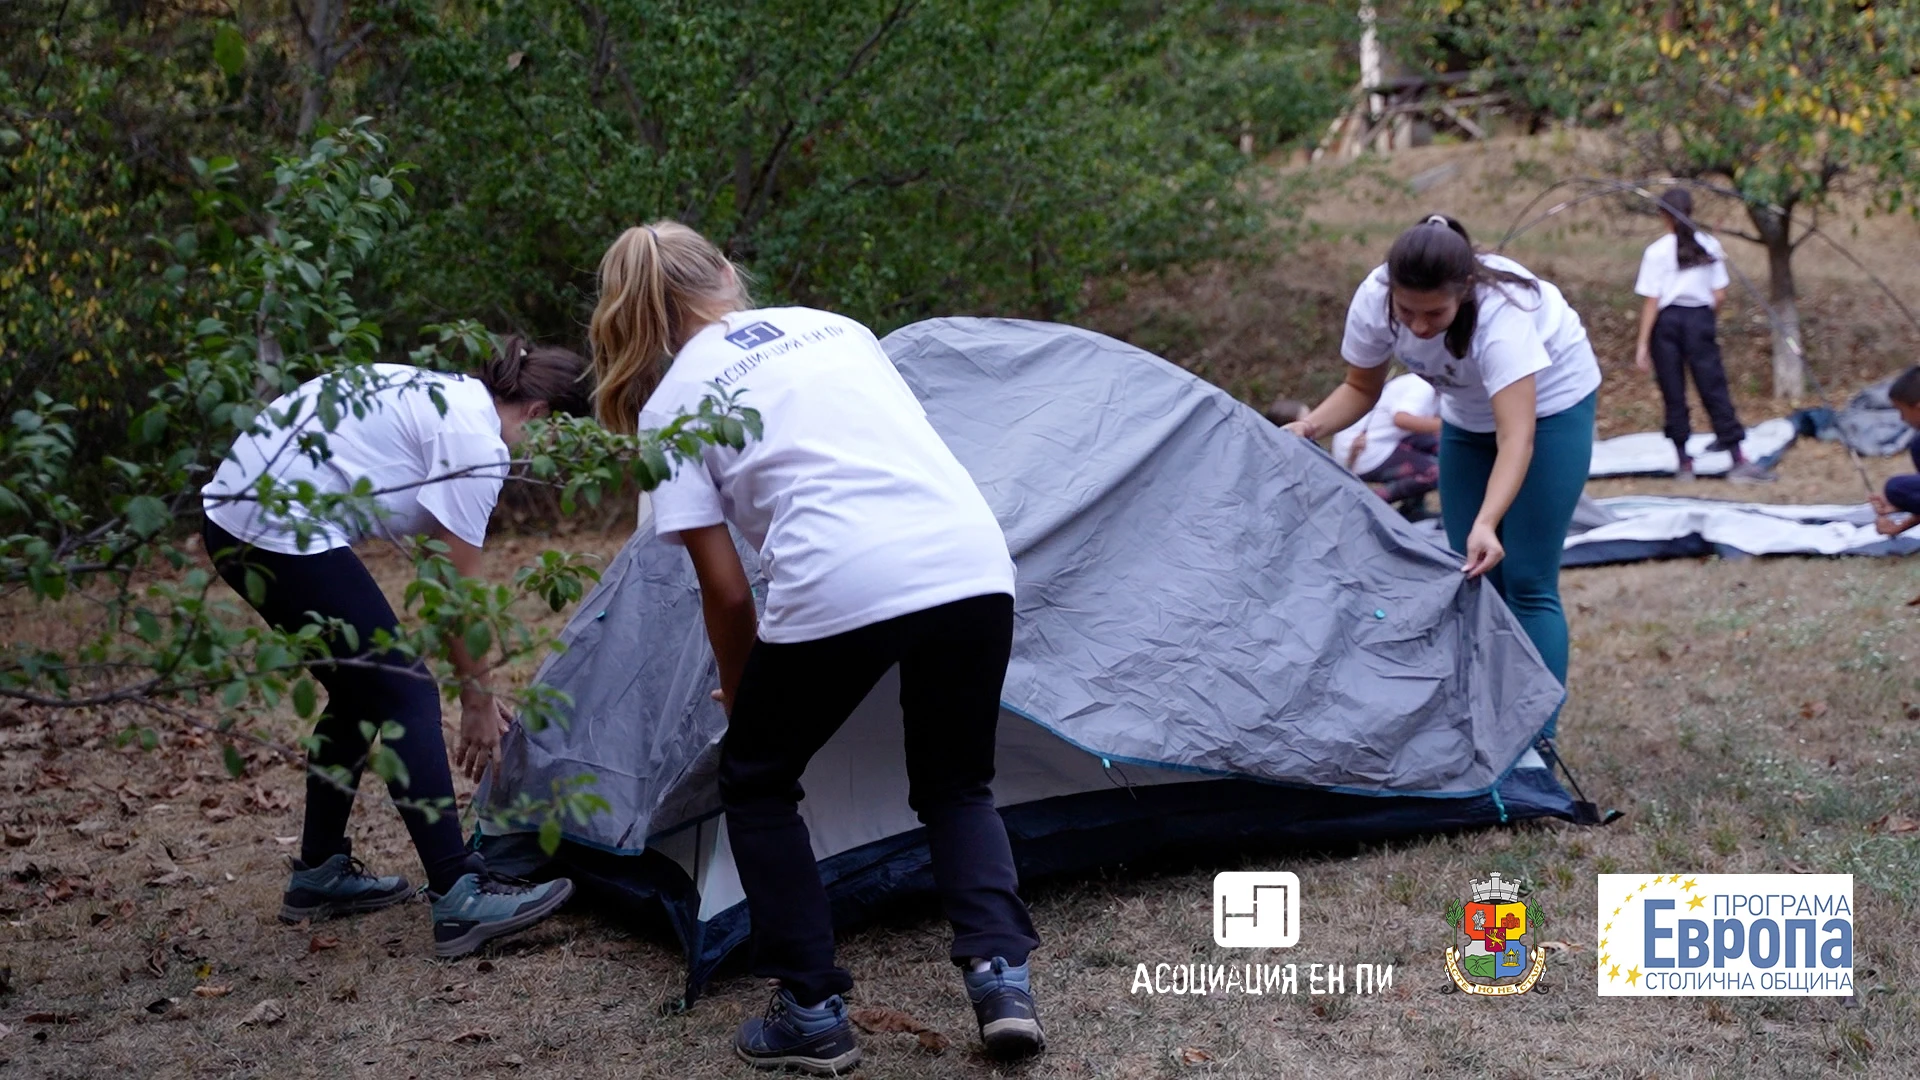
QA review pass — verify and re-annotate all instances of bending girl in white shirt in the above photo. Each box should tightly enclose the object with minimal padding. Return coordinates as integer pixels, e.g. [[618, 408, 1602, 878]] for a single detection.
[[201, 340, 581, 957], [587, 222, 1044, 1073], [1284, 215, 1602, 734]]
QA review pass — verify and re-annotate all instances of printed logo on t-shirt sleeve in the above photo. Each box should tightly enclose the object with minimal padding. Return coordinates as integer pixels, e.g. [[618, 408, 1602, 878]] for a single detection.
[[725, 321, 785, 349]]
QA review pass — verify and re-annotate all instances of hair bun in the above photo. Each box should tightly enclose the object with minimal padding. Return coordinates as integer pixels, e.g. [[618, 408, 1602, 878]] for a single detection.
[[483, 335, 529, 398]]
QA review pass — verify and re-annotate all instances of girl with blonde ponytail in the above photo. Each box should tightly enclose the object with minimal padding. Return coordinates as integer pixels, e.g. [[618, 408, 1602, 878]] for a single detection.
[[590, 222, 1045, 1072]]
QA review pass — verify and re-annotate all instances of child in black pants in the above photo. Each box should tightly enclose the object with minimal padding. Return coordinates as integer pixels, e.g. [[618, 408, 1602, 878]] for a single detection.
[[1870, 367, 1920, 536], [588, 221, 1045, 1074]]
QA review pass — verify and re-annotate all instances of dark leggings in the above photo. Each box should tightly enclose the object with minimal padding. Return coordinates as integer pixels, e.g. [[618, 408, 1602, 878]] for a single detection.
[[718, 592, 1039, 1005], [203, 520, 478, 894], [1650, 303, 1745, 449]]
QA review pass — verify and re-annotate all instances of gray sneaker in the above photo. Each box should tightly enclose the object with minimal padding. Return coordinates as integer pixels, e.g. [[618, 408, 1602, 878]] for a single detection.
[[429, 873, 574, 958], [280, 854, 412, 923], [965, 957, 1046, 1060], [1726, 460, 1777, 484]]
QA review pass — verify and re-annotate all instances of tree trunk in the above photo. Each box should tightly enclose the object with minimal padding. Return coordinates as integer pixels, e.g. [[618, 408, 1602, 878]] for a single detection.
[[1745, 200, 1806, 400], [295, 0, 344, 138]]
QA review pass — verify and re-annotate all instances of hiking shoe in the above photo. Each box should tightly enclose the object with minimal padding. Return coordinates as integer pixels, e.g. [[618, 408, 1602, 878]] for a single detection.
[[965, 957, 1046, 1060], [429, 873, 574, 959], [734, 988, 861, 1076], [1726, 460, 1777, 485], [1705, 436, 1742, 454], [279, 854, 411, 923]]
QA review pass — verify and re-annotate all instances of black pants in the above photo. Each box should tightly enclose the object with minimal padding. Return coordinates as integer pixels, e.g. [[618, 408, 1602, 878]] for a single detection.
[[718, 592, 1039, 1004], [1887, 445, 1920, 514], [203, 520, 478, 894], [1650, 303, 1744, 448]]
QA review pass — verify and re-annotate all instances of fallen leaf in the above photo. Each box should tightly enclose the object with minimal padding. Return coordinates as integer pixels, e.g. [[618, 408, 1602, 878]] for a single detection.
[[202, 807, 237, 823], [4, 828, 33, 848], [199, 795, 221, 810], [238, 999, 286, 1028], [330, 984, 358, 1004], [309, 934, 342, 954], [448, 1028, 496, 1044], [915, 1029, 950, 1054], [1870, 813, 1920, 835], [500, 1054, 525, 1067], [476, 960, 495, 974], [144, 997, 178, 1015], [192, 985, 232, 998], [98, 832, 130, 851], [1177, 1047, 1216, 1065], [23, 1011, 84, 1024], [145, 947, 167, 979], [1906, 592, 1920, 607], [271, 836, 299, 846], [849, 1006, 930, 1035], [1800, 701, 1830, 720], [1537, 940, 1580, 956], [1706, 1000, 1735, 1024]]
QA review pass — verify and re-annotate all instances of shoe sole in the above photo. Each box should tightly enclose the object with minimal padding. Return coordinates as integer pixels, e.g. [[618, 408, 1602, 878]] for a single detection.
[[733, 1044, 862, 1076], [278, 889, 413, 924], [982, 1017, 1046, 1059], [432, 878, 575, 959]]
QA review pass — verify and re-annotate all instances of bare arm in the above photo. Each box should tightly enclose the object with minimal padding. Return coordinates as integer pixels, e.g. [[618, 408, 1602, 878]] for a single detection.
[[681, 524, 757, 714], [1459, 377, 1538, 579], [1288, 364, 1389, 441], [1392, 412, 1443, 436], [1634, 296, 1659, 372], [1711, 287, 1727, 312], [433, 525, 511, 782]]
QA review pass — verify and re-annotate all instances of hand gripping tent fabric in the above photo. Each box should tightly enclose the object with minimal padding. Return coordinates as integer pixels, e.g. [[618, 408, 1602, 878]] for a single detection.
[[474, 318, 1573, 1002]]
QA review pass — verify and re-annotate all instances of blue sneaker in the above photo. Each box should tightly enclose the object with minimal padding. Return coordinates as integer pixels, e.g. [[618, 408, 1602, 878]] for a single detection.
[[733, 988, 861, 1076], [428, 873, 574, 959], [279, 854, 411, 923], [965, 957, 1045, 1059]]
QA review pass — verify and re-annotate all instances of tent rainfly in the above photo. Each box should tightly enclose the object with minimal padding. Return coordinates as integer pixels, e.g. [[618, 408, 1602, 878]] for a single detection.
[[475, 318, 1573, 1001]]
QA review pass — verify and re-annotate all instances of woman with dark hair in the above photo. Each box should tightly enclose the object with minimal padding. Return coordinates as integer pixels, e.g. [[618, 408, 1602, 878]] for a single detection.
[[1284, 215, 1601, 732], [1633, 188, 1771, 482], [200, 338, 586, 957]]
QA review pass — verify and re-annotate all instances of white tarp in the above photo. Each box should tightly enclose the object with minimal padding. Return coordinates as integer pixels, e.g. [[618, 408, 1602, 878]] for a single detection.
[[1589, 418, 1798, 478]]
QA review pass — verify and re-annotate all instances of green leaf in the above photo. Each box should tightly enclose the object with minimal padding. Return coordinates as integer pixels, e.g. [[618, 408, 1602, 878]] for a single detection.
[[292, 678, 318, 719], [539, 816, 563, 856], [138, 728, 159, 751], [463, 622, 493, 659], [213, 25, 246, 77], [368, 175, 394, 200], [131, 407, 169, 446], [222, 743, 246, 778], [124, 495, 170, 538], [222, 681, 247, 708]]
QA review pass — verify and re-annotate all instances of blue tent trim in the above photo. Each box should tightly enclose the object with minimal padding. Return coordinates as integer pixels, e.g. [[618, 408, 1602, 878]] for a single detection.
[[480, 764, 1573, 1004]]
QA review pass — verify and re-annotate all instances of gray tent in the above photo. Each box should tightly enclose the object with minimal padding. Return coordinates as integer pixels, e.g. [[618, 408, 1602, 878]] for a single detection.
[[476, 318, 1572, 999]]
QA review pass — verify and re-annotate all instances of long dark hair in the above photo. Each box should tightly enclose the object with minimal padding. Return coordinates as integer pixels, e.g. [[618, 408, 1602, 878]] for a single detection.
[[1385, 214, 1540, 360], [478, 335, 592, 416], [1659, 189, 1714, 270]]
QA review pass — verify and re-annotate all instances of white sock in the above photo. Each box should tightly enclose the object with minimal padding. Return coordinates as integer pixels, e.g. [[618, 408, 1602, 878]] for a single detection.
[[967, 958, 993, 974]]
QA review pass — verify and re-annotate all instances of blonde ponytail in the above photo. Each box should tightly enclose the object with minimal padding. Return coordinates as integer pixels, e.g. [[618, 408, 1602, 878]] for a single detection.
[[588, 221, 750, 434]]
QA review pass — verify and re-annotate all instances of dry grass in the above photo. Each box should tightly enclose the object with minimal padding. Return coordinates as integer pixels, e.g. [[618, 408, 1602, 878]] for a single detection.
[[1084, 134, 1920, 438], [8, 133, 1920, 1078], [7, 522, 1920, 1078]]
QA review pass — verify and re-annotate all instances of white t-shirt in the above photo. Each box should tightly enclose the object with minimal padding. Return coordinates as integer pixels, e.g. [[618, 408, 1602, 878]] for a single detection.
[[641, 307, 1015, 644], [203, 365, 509, 554], [1341, 254, 1602, 433], [1635, 231, 1730, 310], [1331, 373, 1438, 476]]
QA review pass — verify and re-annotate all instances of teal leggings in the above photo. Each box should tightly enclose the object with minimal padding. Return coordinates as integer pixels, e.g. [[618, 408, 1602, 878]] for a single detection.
[[1440, 391, 1595, 727]]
